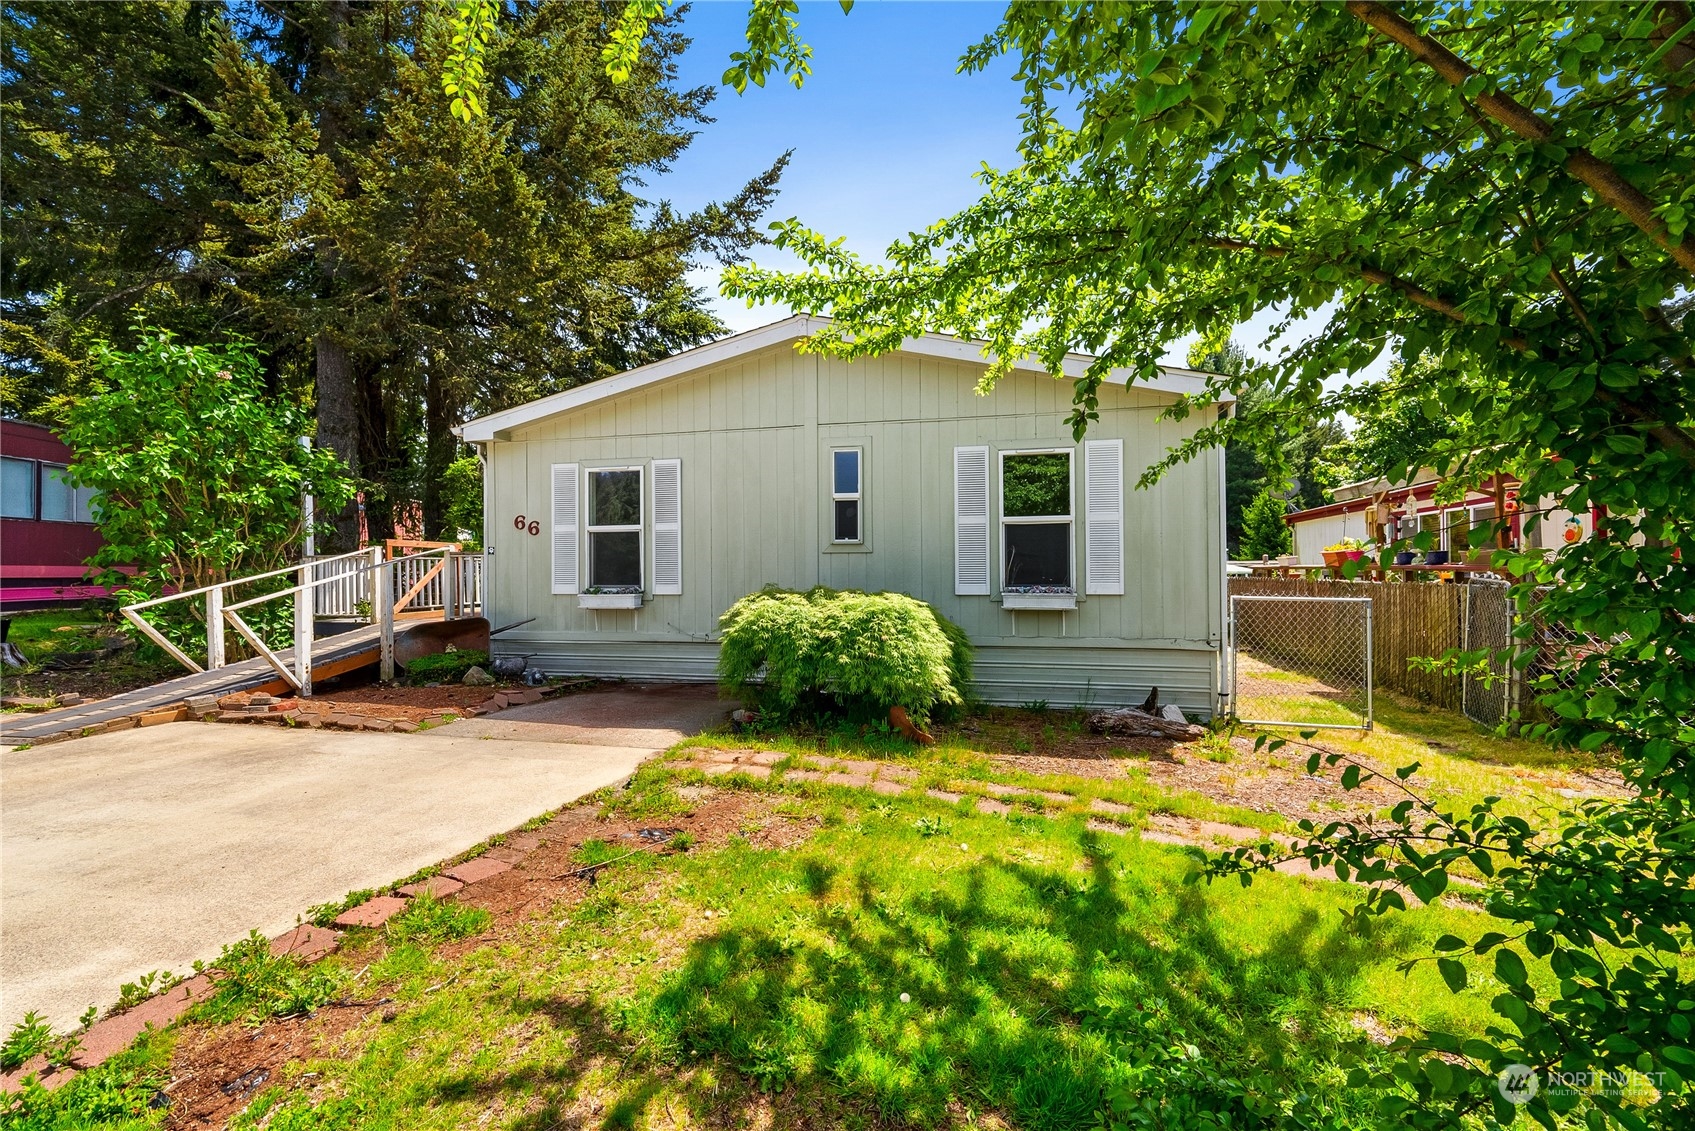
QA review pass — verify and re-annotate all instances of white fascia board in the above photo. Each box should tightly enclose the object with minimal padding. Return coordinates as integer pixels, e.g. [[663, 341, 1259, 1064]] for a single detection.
[[453, 314, 1224, 441]]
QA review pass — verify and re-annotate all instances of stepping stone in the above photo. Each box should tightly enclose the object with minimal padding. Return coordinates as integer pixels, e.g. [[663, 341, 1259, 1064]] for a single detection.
[[782, 769, 828, 783], [444, 857, 511, 885], [392, 720, 419, 733], [1088, 798, 1134, 815], [867, 779, 907, 796], [504, 832, 543, 852], [975, 798, 1012, 815], [333, 896, 409, 929], [482, 845, 526, 864], [926, 789, 966, 804], [360, 717, 395, 732], [270, 924, 339, 962], [398, 875, 464, 898], [70, 974, 213, 1070], [700, 761, 771, 778]]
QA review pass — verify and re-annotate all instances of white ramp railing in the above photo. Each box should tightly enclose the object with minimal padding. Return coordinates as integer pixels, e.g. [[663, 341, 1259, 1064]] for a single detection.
[[122, 544, 483, 696]]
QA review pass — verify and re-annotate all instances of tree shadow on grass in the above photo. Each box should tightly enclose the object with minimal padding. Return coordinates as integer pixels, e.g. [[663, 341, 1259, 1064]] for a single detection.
[[627, 827, 1408, 1129], [416, 825, 1412, 1130]]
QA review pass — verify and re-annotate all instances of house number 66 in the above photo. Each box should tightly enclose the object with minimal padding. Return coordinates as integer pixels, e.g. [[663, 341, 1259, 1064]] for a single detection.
[[513, 515, 540, 536]]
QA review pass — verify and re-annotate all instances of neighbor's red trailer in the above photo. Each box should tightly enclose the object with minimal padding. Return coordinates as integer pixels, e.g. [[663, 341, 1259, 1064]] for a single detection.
[[1, 419, 111, 609]]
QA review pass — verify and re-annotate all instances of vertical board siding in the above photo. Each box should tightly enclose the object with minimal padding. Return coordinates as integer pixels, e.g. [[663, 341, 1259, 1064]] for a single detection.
[[488, 343, 1222, 708]]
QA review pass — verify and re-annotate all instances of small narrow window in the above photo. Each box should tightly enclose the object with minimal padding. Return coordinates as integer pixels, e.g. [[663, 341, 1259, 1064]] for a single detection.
[[1, 457, 36, 520], [1001, 450, 1073, 590], [587, 467, 643, 589], [831, 448, 862, 543]]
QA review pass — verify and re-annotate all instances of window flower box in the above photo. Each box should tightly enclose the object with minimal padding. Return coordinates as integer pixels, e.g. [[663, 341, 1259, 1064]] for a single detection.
[[1002, 586, 1077, 611], [579, 589, 643, 610]]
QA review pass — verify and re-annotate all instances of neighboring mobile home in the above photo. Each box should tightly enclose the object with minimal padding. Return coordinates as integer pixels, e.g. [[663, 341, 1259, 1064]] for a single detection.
[[456, 316, 1229, 715], [0, 419, 108, 609]]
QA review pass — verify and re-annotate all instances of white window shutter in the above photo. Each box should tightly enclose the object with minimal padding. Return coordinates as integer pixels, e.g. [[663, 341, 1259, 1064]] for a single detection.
[[652, 458, 682, 595], [551, 463, 580, 595], [954, 445, 991, 595], [1084, 438, 1124, 595]]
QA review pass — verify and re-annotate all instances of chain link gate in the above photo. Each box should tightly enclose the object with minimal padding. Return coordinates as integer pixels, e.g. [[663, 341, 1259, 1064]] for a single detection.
[[1461, 579, 1515, 728], [1230, 595, 1373, 730]]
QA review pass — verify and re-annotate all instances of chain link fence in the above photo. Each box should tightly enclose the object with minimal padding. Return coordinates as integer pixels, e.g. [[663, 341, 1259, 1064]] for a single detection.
[[1226, 578, 1625, 731], [1229, 595, 1373, 730]]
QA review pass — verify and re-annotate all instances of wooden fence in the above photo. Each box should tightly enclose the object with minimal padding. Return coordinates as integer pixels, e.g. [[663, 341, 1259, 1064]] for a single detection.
[[1228, 577, 1474, 712]]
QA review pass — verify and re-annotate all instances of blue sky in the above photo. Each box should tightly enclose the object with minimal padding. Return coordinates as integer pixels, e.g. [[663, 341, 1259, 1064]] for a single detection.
[[657, 1, 1382, 383]]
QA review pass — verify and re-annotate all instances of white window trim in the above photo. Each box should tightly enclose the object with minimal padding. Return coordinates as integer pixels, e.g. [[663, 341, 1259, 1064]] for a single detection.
[[830, 446, 863, 544], [585, 465, 644, 591], [998, 447, 1076, 604]]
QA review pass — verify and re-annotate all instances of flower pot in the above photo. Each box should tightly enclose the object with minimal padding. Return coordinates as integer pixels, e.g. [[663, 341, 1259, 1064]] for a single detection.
[[1423, 550, 1450, 566], [1344, 549, 1366, 562], [1393, 551, 1417, 566], [1321, 550, 1343, 569]]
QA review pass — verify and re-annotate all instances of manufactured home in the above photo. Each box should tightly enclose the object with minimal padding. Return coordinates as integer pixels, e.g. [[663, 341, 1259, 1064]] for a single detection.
[[456, 316, 1229, 715]]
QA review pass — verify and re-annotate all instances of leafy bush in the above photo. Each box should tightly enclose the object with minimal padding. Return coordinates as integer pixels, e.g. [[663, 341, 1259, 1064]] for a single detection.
[[384, 892, 490, 946], [402, 649, 489, 685], [717, 586, 972, 721], [0, 1012, 55, 1071], [195, 931, 347, 1025]]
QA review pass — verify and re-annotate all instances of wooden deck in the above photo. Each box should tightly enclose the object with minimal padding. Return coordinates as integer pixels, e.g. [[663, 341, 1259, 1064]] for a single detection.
[[0, 626, 385, 745]]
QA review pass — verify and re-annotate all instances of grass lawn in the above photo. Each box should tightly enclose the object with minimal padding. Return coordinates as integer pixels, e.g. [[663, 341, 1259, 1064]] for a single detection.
[[6, 692, 1599, 1131], [0, 607, 178, 704]]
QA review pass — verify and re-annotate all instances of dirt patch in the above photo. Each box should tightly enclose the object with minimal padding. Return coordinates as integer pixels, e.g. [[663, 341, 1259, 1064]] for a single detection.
[[164, 1003, 379, 1128], [215, 678, 606, 724], [1137, 736, 1390, 823], [943, 708, 1187, 765]]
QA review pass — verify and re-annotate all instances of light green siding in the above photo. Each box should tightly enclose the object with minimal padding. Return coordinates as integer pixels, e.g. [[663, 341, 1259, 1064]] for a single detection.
[[483, 342, 1225, 712]]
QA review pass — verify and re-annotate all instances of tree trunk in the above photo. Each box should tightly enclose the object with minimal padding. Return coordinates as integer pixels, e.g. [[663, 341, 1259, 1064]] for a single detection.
[[420, 367, 457, 539], [358, 364, 398, 544], [315, 332, 362, 551]]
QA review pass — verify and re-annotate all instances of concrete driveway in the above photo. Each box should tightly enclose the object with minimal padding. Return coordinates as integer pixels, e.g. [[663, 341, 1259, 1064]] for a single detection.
[[1, 684, 727, 1029]]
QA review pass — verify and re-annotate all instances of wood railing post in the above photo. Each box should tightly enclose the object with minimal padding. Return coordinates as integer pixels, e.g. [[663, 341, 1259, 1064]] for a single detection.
[[377, 556, 395, 682], [295, 562, 314, 697], [206, 586, 225, 670]]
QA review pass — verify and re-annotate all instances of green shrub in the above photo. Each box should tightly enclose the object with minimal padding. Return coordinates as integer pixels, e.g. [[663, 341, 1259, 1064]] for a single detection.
[[716, 586, 973, 721], [402, 649, 489, 685], [195, 931, 347, 1025], [384, 892, 490, 946]]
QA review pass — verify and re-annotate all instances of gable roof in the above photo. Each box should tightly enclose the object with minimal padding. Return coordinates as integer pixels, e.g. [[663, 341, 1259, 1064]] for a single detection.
[[455, 314, 1225, 443]]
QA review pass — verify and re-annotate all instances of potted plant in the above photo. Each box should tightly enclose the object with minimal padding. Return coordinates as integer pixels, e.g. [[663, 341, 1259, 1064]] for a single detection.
[[1322, 542, 1346, 569], [1393, 549, 1418, 566], [1423, 548, 1450, 566], [1339, 537, 1368, 562]]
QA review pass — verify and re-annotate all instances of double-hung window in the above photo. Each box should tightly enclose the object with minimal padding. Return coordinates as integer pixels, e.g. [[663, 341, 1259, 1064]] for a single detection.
[[831, 447, 862, 543], [587, 467, 643, 590], [1000, 450, 1073, 590]]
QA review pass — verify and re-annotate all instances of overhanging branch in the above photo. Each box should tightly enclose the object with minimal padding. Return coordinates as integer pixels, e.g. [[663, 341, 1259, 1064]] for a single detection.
[[1347, 0, 1695, 275]]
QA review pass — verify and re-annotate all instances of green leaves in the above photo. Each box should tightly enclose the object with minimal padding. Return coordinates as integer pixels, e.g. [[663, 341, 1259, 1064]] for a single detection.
[[441, 0, 499, 122], [63, 328, 354, 596]]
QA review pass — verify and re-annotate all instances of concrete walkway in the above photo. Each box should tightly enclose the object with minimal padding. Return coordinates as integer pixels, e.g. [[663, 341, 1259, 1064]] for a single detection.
[[0, 684, 728, 1029]]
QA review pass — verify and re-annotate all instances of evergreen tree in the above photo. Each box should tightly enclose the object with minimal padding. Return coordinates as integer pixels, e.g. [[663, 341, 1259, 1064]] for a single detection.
[[1238, 487, 1292, 561], [2, 0, 784, 546]]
